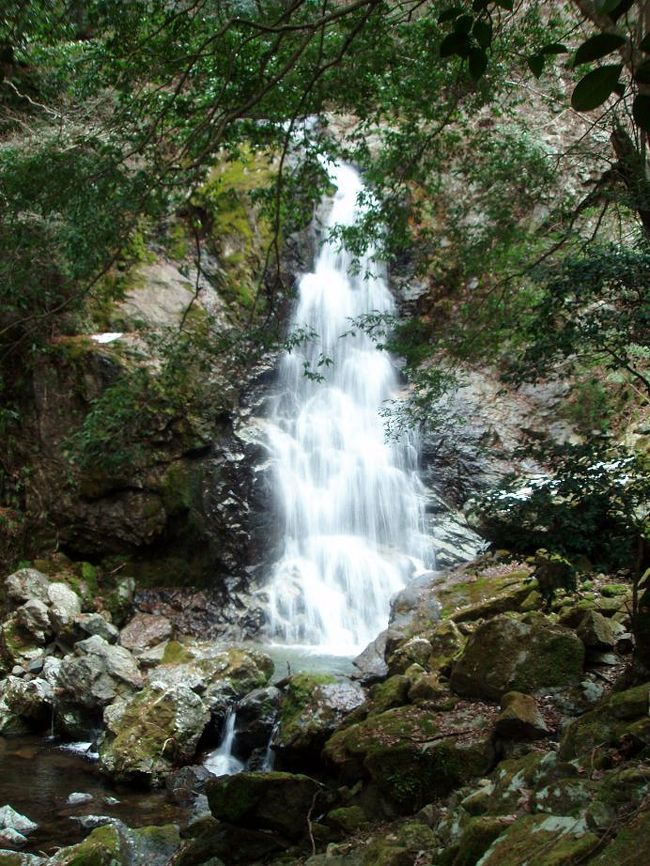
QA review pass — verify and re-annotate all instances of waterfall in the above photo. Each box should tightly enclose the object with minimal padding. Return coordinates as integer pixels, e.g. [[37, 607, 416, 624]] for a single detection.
[[264, 162, 431, 654], [204, 708, 244, 776]]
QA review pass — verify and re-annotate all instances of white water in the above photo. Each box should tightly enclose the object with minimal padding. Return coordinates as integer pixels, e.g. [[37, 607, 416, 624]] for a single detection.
[[264, 162, 431, 654], [203, 709, 243, 776]]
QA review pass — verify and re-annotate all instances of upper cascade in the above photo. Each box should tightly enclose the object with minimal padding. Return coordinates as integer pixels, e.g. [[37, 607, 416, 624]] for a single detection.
[[264, 162, 431, 654]]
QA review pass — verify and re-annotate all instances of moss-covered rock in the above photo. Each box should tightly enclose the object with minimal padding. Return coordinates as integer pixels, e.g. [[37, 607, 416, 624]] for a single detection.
[[450, 615, 585, 701], [495, 692, 549, 740], [558, 681, 650, 765], [323, 703, 494, 813], [326, 806, 369, 833], [589, 809, 650, 864], [206, 771, 323, 841], [49, 824, 123, 866], [99, 681, 210, 785], [367, 675, 410, 714], [476, 814, 599, 865], [452, 816, 515, 866], [274, 674, 364, 767]]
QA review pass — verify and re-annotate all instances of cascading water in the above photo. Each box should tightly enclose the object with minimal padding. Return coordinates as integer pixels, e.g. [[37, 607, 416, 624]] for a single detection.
[[203, 708, 244, 776], [264, 162, 431, 654]]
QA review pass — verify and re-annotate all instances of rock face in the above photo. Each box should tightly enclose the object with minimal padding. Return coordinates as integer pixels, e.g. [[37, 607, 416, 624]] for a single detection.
[[450, 615, 585, 701], [119, 613, 173, 653]]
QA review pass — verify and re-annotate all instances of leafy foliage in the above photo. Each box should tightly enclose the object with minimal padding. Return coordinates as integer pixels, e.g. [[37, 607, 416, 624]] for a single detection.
[[475, 443, 650, 573]]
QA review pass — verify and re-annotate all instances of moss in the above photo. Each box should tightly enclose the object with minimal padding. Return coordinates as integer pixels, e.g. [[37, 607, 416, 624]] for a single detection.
[[453, 816, 514, 866], [279, 673, 336, 728], [161, 640, 192, 665], [589, 809, 650, 864], [601, 583, 629, 597], [49, 824, 122, 866], [437, 569, 532, 621], [326, 805, 368, 833], [368, 675, 410, 714], [477, 815, 599, 865], [164, 219, 191, 260]]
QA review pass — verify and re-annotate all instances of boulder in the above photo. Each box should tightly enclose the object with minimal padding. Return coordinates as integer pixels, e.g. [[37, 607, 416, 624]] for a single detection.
[[99, 681, 210, 785], [47, 582, 82, 632], [450, 615, 585, 701], [14, 601, 51, 644], [323, 703, 495, 813], [4, 569, 50, 608], [0, 806, 38, 836], [473, 814, 598, 865], [0, 676, 53, 734], [494, 692, 550, 740], [119, 613, 173, 653], [386, 637, 432, 676], [49, 820, 180, 866], [576, 610, 616, 651], [206, 771, 324, 840], [55, 635, 142, 734], [353, 631, 388, 683], [274, 675, 365, 768], [0, 852, 45, 865]]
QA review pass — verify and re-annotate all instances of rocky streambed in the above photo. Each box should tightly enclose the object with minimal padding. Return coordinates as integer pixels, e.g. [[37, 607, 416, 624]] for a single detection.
[[1, 555, 648, 866]]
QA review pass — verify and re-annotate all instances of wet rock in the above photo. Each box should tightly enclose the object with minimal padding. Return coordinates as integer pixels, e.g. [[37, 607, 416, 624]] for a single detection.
[[494, 692, 550, 740], [99, 681, 210, 785], [166, 765, 213, 803], [274, 675, 365, 768], [0, 807, 38, 841], [206, 771, 324, 840], [4, 569, 50, 608], [66, 792, 93, 806], [235, 686, 281, 754], [450, 615, 585, 701], [353, 631, 388, 683], [119, 613, 173, 653]]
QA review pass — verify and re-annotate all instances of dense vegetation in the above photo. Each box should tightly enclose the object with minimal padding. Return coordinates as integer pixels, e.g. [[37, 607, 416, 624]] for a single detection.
[[0, 0, 648, 577]]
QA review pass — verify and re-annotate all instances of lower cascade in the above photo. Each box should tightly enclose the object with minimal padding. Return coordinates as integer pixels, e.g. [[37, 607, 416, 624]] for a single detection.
[[264, 162, 432, 654]]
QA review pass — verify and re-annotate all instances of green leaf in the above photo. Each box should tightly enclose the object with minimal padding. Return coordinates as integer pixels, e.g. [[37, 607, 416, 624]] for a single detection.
[[440, 32, 472, 59], [574, 33, 626, 67], [541, 42, 568, 56], [633, 93, 650, 132], [454, 15, 474, 35], [469, 47, 488, 80], [571, 64, 623, 111], [527, 54, 545, 78], [438, 6, 463, 24], [634, 59, 650, 84], [473, 20, 493, 50]]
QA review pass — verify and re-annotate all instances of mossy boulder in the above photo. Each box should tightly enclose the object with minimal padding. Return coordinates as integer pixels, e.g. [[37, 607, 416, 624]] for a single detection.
[[450, 615, 585, 701], [486, 751, 548, 816], [558, 681, 650, 765], [206, 771, 324, 840], [0, 854, 45, 866], [326, 806, 368, 833], [49, 824, 123, 866], [589, 809, 650, 864], [274, 674, 364, 767], [495, 692, 549, 740], [323, 703, 494, 813], [99, 681, 210, 785], [367, 675, 410, 714], [452, 816, 515, 866], [476, 814, 599, 864]]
